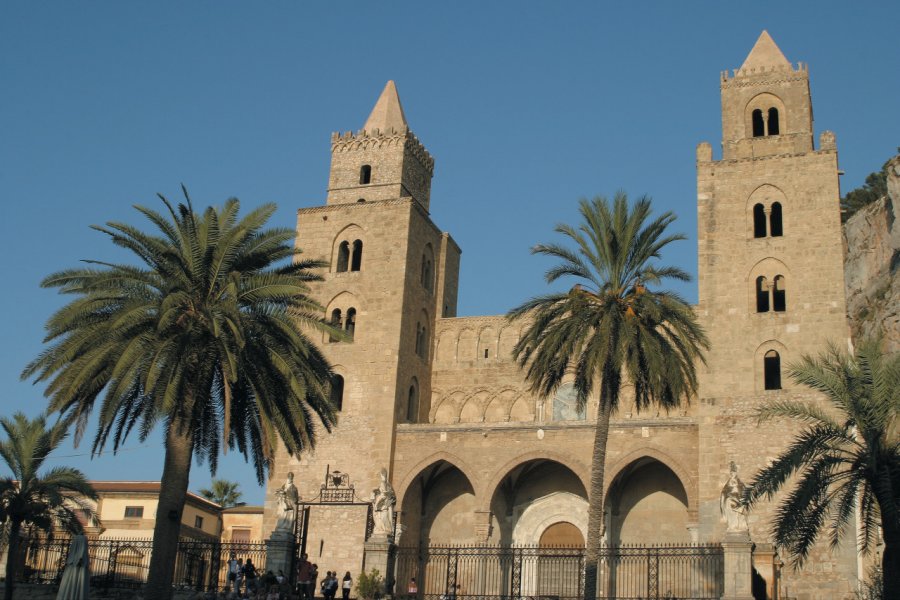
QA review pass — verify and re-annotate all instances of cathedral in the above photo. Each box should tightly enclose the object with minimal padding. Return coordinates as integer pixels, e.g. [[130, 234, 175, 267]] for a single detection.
[[265, 32, 858, 598]]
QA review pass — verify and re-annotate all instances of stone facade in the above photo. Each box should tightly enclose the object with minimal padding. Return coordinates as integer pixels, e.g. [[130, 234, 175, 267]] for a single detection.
[[267, 32, 860, 599]]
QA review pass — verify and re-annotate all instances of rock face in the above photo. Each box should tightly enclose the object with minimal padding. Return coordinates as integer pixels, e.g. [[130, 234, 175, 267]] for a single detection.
[[843, 154, 900, 353]]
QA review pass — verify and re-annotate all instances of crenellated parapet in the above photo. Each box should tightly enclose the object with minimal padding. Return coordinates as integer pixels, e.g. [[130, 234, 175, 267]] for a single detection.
[[331, 127, 435, 175]]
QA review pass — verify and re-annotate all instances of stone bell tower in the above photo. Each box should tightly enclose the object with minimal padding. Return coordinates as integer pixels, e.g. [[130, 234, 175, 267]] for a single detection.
[[695, 32, 857, 595], [264, 81, 460, 574], [696, 30, 849, 399]]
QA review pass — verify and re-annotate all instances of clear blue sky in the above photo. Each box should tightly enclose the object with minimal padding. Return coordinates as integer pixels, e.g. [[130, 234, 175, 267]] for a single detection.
[[2, 2, 897, 506]]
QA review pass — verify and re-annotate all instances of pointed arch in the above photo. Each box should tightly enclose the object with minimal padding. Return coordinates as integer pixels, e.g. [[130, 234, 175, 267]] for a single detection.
[[604, 446, 698, 517]]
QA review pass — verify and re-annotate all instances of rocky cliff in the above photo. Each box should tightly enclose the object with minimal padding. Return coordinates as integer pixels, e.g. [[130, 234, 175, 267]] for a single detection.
[[843, 154, 900, 352]]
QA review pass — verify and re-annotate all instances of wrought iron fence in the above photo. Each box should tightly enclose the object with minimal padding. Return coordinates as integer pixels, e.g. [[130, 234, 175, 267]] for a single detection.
[[394, 544, 723, 600], [17, 536, 269, 591]]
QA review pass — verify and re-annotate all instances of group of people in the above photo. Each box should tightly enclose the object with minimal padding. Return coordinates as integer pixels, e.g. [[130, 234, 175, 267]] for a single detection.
[[226, 554, 289, 599], [296, 553, 353, 600]]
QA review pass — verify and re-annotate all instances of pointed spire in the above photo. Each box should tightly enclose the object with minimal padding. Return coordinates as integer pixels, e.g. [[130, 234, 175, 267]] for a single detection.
[[739, 30, 791, 71], [363, 80, 408, 133]]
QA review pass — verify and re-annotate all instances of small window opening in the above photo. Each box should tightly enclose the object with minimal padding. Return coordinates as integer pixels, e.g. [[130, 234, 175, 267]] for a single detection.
[[360, 165, 372, 185], [194, 516, 204, 529], [336, 241, 350, 273], [753, 204, 767, 238], [345, 308, 356, 340], [330, 374, 344, 411], [767, 108, 780, 136], [764, 350, 782, 390], [770, 202, 783, 237], [484, 349, 489, 359], [443, 305, 449, 317], [752, 109, 765, 137], [357, 198, 366, 203], [756, 277, 770, 313], [407, 384, 419, 423], [124, 506, 144, 519], [329, 309, 342, 343], [772, 276, 786, 312], [351, 240, 363, 272], [421, 256, 434, 292]]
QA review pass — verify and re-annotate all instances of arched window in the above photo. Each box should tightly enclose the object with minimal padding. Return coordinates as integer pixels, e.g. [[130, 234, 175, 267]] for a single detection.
[[329, 309, 342, 343], [752, 109, 765, 137], [336, 242, 350, 273], [350, 240, 363, 272], [764, 350, 782, 390], [753, 203, 767, 238], [345, 308, 356, 340], [767, 108, 780, 136], [756, 277, 770, 313], [330, 374, 345, 411], [359, 165, 372, 185], [772, 276, 786, 312], [770, 202, 783, 237], [407, 381, 419, 423], [421, 256, 434, 292], [420, 325, 428, 359]]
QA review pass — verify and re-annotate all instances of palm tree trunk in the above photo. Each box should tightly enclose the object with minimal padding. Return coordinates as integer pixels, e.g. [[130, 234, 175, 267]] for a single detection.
[[3, 519, 21, 600], [583, 400, 613, 600], [882, 522, 900, 600], [144, 420, 194, 600]]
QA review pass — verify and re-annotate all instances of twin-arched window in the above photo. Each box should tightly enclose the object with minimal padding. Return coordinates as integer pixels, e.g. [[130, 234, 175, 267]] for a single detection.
[[329, 307, 358, 342], [752, 202, 783, 238], [335, 239, 363, 272], [752, 107, 780, 137], [755, 275, 787, 313]]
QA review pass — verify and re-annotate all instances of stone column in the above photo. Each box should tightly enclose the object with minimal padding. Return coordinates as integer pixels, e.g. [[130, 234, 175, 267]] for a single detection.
[[721, 530, 754, 600], [265, 530, 295, 583], [363, 535, 396, 597]]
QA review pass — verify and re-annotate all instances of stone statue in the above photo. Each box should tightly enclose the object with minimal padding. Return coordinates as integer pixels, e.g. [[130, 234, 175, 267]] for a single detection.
[[370, 468, 396, 537], [720, 461, 749, 533], [274, 472, 300, 533]]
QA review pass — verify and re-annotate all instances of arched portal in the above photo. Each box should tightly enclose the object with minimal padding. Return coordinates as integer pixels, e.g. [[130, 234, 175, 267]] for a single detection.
[[398, 459, 477, 546], [490, 459, 588, 546], [606, 457, 690, 545]]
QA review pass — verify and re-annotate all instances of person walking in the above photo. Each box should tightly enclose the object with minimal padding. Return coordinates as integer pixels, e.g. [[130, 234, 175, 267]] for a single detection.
[[243, 558, 258, 595], [309, 564, 319, 600], [342, 572, 352, 600], [228, 552, 241, 593], [296, 554, 312, 600], [235, 558, 245, 596]]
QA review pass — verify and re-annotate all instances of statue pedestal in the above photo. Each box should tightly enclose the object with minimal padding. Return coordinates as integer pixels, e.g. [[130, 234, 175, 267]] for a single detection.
[[721, 530, 754, 600], [265, 530, 295, 581], [363, 536, 396, 596]]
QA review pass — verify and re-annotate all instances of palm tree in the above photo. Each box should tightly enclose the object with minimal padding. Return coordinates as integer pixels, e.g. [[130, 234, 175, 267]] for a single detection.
[[0, 413, 97, 600], [199, 478, 244, 508], [23, 189, 340, 599], [744, 339, 900, 599], [507, 193, 708, 600]]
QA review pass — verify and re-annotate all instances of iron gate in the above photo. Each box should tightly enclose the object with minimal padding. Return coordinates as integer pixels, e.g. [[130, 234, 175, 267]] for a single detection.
[[394, 544, 723, 600]]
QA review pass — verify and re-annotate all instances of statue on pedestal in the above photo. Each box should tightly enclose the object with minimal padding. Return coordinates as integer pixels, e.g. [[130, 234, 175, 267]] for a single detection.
[[274, 472, 300, 534], [720, 461, 749, 533], [370, 468, 396, 538]]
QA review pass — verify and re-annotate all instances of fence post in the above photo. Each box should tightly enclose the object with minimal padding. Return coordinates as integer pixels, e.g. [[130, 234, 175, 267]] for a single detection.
[[511, 547, 522, 599]]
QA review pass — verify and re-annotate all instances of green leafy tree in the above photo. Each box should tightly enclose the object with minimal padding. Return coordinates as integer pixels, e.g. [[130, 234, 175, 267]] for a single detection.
[[23, 190, 340, 599], [745, 339, 900, 599], [355, 568, 384, 600], [0, 413, 97, 600], [199, 478, 244, 508], [507, 193, 708, 600]]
